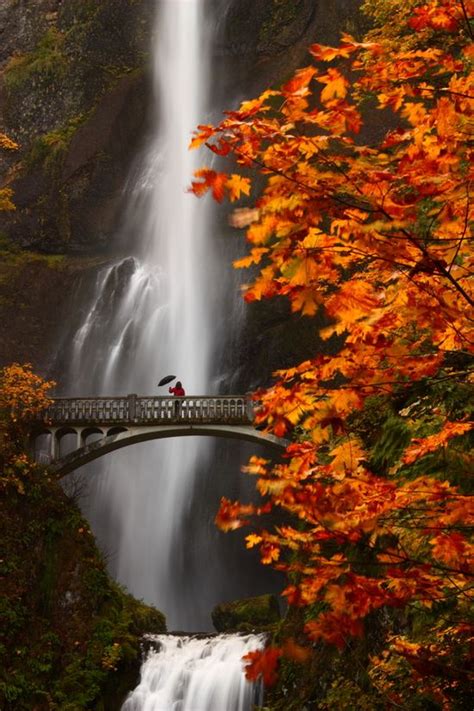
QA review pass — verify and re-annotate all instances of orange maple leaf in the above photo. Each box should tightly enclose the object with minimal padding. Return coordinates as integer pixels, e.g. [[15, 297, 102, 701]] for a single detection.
[[190, 169, 228, 202], [317, 68, 349, 102], [430, 532, 472, 569], [245, 533, 263, 549], [233, 247, 268, 269], [305, 613, 364, 650], [409, 4, 460, 32], [283, 66, 317, 96], [402, 422, 473, 465], [215, 498, 255, 531], [226, 174, 251, 202], [189, 124, 215, 150]]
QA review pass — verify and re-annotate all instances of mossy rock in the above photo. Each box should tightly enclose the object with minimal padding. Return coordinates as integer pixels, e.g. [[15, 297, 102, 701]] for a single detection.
[[212, 594, 280, 633]]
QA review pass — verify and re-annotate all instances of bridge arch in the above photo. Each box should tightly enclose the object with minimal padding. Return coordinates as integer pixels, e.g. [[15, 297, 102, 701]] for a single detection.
[[49, 424, 288, 477], [82, 427, 106, 445], [107, 426, 128, 437]]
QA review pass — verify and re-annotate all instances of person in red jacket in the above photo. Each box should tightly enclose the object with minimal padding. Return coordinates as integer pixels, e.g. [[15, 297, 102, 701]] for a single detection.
[[169, 381, 185, 396], [169, 381, 185, 418]]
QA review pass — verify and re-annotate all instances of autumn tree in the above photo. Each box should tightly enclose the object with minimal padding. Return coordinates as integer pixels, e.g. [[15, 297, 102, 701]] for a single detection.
[[192, 0, 473, 706], [0, 363, 55, 493]]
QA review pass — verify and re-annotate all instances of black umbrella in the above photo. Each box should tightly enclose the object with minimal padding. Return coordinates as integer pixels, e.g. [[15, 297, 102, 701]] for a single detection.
[[158, 375, 177, 387]]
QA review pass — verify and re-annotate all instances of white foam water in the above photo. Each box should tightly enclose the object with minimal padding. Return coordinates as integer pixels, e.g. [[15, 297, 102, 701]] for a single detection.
[[122, 634, 265, 711]]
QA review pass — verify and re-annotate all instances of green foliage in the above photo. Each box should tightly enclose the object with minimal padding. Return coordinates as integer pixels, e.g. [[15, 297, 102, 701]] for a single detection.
[[0, 233, 20, 255], [361, 0, 421, 27], [5, 28, 67, 91], [38, 521, 62, 615], [26, 115, 86, 172], [347, 395, 393, 448], [370, 415, 412, 474], [212, 594, 281, 632], [0, 247, 65, 276], [319, 678, 382, 710]]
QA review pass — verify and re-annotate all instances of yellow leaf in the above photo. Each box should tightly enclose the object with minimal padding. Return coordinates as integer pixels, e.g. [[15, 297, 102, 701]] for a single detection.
[[246, 533, 263, 549], [233, 248, 268, 269], [318, 69, 349, 103], [329, 437, 366, 478], [0, 188, 15, 212], [291, 288, 320, 316], [0, 133, 18, 150], [226, 174, 251, 202]]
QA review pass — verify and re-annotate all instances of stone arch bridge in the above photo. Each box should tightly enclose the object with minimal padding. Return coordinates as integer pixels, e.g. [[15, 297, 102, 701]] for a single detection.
[[32, 395, 288, 477]]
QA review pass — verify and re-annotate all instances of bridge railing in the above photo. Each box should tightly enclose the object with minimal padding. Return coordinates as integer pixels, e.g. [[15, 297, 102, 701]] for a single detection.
[[39, 395, 253, 426]]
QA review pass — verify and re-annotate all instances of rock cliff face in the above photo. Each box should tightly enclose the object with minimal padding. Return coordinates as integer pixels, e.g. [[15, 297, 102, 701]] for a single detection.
[[218, 0, 364, 95], [0, 0, 153, 252]]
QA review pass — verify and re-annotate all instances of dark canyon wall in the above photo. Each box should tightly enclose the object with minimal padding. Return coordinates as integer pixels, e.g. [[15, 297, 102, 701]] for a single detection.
[[0, 0, 154, 253]]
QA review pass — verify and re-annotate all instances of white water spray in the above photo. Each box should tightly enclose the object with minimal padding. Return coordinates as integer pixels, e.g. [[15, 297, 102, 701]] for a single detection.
[[63, 0, 217, 629], [122, 634, 265, 711]]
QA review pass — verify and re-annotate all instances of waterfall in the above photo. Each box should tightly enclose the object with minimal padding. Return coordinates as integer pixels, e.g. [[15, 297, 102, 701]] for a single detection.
[[58, 0, 282, 634], [62, 0, 217, 630], [122, 634, 265, 711]]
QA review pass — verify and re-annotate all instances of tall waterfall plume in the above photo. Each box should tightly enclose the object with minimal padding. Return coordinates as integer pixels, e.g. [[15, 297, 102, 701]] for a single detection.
[[62, 0, 217, 630]]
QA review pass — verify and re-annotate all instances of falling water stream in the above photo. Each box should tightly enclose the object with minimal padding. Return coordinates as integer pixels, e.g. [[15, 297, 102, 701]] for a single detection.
[[64, 0, 216, 629], [122, 634, 265, 710], [59, 0, 267, 707]]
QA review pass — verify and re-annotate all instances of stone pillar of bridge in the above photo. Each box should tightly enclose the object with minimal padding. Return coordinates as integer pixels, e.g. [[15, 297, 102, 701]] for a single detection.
[[128, 394, 137, 423], [50, 429, 59, 461], [76, 428, 83, 451], [245, 397, 255, 422]]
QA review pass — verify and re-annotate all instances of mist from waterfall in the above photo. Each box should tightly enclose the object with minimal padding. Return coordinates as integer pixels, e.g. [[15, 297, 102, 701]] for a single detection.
[[62, 0, 217, 630]]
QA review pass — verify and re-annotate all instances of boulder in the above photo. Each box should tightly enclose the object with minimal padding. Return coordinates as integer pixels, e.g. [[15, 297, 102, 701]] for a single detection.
[[212, 594, 280, 633]]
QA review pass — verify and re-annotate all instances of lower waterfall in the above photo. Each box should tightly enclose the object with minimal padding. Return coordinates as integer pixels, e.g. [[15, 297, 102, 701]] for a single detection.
[[122, 634, 265, 711]]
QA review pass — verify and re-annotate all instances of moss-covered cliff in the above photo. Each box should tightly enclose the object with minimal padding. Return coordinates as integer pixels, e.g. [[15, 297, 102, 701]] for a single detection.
[[0, 236, 109, 369], [0, 466, 166, 710], [0, 0, 155, 369], [0, 0, 153, 253]]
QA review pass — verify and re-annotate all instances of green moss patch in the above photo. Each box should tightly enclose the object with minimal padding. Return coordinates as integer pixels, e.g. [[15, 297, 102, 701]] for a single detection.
[[258, 0, 302, 49], [4, 28, 68, 91], [26, 115, 88, 173]]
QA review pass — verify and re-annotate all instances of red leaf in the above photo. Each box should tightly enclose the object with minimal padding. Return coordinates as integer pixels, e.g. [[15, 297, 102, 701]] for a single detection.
[[243, 646, 282, 686]]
